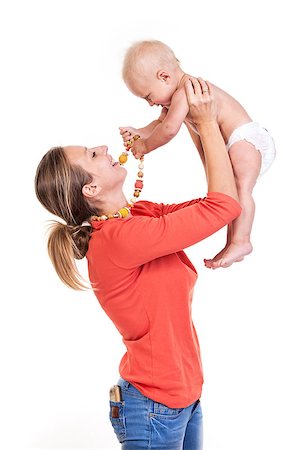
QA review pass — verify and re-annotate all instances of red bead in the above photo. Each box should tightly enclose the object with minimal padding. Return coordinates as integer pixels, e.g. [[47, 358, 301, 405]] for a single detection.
[[135, 180, 143, 189]]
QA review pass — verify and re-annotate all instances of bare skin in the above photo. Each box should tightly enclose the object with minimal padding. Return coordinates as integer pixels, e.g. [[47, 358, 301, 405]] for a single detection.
[[204, 140, 261, 268], [121, 54, 267, 268]]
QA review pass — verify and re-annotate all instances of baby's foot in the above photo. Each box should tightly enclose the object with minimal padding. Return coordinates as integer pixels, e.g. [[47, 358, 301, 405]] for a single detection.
[[205, 242, 253, 269], [204, 246, 229, 269]]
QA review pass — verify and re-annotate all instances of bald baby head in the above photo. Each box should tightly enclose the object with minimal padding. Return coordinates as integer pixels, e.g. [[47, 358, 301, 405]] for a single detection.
[[122, 40, 180, 86]]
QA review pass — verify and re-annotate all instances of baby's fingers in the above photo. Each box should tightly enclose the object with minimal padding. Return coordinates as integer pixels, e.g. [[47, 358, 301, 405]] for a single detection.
[[119, 127, 134, 139], [131, 148, 141, 159]]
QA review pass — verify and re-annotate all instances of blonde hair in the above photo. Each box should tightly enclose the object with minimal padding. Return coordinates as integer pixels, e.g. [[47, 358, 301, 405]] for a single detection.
[[35, 147, 99, 290], [122, 40, 180, 83]]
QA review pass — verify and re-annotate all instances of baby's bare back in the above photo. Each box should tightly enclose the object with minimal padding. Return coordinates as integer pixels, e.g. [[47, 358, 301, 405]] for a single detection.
[[181, 76, 252, 144]]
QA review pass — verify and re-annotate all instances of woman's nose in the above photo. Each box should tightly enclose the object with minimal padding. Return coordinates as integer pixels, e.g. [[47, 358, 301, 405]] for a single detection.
[[92, 145, 108, 154]]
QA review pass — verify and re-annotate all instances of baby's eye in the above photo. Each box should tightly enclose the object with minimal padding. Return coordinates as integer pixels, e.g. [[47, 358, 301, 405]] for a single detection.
[[92, 151, 96, 158]]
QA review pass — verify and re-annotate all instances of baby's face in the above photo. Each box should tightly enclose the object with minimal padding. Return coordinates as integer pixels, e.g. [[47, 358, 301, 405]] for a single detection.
[[127, 72, 177, 108]]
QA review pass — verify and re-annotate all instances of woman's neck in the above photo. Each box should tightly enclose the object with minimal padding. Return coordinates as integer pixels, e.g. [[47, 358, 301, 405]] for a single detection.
[[96, 192, 130, 218]]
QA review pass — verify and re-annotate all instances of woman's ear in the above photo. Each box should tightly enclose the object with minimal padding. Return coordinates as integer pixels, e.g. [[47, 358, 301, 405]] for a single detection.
[[157, 70, 170, 83], [82, 183, 102, 199]]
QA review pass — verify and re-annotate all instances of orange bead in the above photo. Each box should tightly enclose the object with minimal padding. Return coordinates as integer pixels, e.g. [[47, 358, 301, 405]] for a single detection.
[[134, 191, 140, 197], [119, 154, 128, 164]]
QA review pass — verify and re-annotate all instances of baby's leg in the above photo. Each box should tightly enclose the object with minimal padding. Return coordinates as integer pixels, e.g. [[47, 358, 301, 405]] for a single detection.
[[205, 140, 261, 268]]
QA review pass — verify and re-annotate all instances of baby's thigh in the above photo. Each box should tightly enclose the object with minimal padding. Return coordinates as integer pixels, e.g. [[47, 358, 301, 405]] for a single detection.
[[229, 140, 261, 190]]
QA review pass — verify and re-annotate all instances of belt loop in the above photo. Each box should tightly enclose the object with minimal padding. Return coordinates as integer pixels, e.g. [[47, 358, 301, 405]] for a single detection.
[[120, 378, 130, 390]]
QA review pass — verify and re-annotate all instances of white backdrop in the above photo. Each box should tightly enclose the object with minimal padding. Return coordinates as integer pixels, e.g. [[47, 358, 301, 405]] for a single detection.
[[0, 0, 303, 449]]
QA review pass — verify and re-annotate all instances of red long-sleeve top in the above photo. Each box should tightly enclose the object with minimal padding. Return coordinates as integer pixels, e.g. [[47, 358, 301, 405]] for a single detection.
[[87, 192, 241, 408]]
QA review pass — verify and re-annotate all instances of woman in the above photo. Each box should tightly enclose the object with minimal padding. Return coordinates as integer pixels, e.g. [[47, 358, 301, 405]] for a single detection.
[[35, 78, 241, 450]]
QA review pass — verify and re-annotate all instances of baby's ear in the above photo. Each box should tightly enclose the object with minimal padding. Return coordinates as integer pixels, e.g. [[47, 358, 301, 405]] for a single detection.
[[157, 70, 170, 83]]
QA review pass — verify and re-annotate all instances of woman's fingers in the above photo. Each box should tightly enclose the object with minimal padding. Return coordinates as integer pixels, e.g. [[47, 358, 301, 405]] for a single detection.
[[190, 77, 202, 96], [198, 78, 208, 94], [198, 78, 212, 97], [185, 77, 201, 103], [185, 78, 194, 103], [185, 77, 217, 125], [185, 77, 210, 103]]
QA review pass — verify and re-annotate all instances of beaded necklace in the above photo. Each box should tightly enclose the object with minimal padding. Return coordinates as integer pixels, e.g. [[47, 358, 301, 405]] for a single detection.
[[91, 135, 144, 221]]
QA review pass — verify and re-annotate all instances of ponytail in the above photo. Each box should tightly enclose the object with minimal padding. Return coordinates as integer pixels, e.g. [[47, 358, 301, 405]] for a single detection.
[[47, 221, 92, 290]]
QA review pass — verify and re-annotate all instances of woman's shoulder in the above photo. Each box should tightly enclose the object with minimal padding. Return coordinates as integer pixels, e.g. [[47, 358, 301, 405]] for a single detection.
[[132, 200, 162, 218], [90, 201, 162, 234]]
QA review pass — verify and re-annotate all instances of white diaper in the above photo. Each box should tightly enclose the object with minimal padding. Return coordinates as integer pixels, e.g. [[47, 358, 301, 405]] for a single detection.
[[227, 122, 276, 176]]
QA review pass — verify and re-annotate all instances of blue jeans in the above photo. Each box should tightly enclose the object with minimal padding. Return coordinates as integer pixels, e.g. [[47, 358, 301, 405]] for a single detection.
[[109, 378, 203, 449]]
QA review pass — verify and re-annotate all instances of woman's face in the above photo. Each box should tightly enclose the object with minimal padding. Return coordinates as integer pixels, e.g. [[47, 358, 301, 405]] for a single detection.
[[64, 145, 127, 194]]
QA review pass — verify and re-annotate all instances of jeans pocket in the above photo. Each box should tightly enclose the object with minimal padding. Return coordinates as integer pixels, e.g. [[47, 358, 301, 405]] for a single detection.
[[109, 400, 126, 443], [149, 404, 185, 447], [152, 402, 184, 417]]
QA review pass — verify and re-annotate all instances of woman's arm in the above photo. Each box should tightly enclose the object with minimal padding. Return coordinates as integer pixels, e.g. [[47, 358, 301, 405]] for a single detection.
[[185, 78, 238, 202], [104, 193, 241, 269], [184, 121, 206, 167]]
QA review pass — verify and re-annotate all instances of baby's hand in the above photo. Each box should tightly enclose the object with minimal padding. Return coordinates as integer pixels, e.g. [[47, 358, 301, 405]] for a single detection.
[[119, 127, 141, 145], [130, 138, 148, 159]]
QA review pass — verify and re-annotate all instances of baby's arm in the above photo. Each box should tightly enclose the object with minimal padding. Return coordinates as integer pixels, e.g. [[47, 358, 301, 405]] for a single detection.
[[143, 107, 168, 136], [131, 90, 189, 158], [119, 108, 168, 144]]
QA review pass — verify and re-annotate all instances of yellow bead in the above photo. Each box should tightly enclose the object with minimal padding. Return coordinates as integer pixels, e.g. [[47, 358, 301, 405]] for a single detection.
[[119, 207, 129, 218], [119, 154, 128, 164], [134, 191, 140, 198]]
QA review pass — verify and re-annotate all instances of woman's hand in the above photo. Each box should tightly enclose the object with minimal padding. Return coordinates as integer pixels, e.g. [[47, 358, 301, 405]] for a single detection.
[[184, 78, 217, 126]]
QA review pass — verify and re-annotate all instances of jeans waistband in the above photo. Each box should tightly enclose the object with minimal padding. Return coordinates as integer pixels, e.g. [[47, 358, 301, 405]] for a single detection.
[[117, 377, 145, 398]]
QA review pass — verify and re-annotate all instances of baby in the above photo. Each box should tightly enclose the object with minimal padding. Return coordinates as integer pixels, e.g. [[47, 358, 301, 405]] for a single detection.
[[120, 40, 276, 268]]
